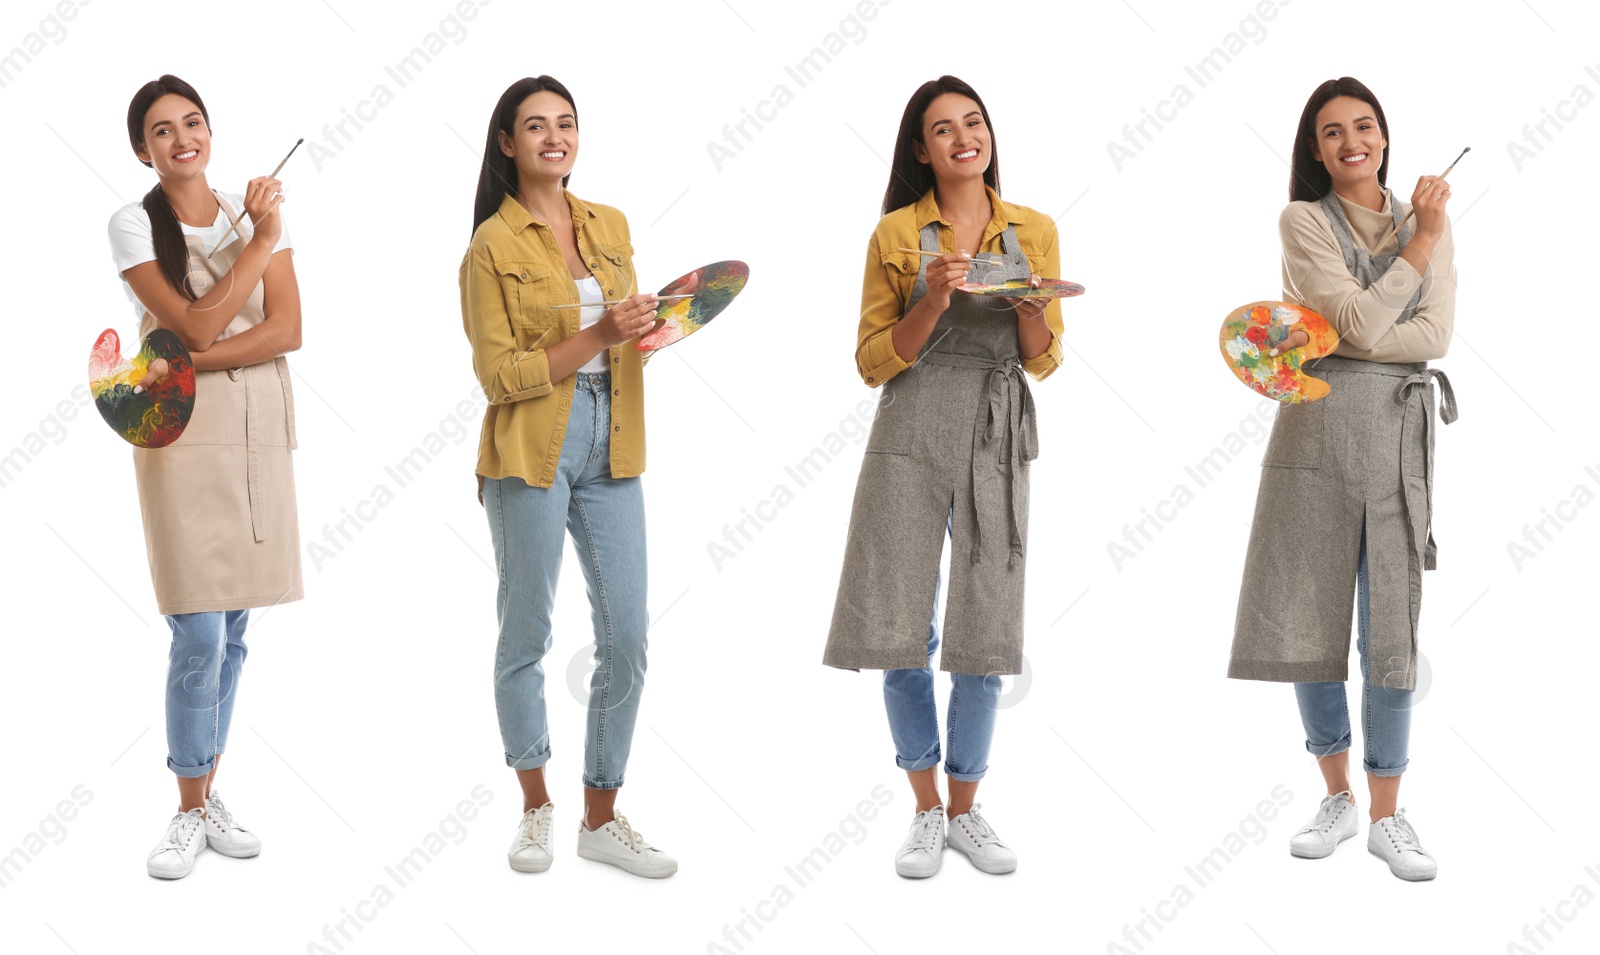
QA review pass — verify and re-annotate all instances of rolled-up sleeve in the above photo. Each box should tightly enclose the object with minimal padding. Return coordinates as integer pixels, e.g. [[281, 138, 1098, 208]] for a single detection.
[[1021, 221, 1065, 380], [460, 246, 553, 404], [854, 233, 913, 387]]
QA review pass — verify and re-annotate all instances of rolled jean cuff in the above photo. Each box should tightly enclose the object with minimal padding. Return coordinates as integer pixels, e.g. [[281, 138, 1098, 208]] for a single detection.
[[1365, 757, 1409, 778], [894, 752, 940, 773], [944, 765, 987, 783], [1303, 736, 1352, 759], [168, 755, 216, 779], [505, 750, 552, 772], [583, 776, 624, 791]]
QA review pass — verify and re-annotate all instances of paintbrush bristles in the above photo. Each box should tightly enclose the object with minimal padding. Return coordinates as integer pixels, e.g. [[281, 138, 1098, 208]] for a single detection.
[[1437, 146, 1470, 179]]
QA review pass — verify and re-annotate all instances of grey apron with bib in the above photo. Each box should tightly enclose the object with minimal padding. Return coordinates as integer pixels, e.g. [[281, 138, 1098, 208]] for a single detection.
[[130, 191, 304, 616], [824, 221, 1037, 676], [1228, 194, 1457, 691]]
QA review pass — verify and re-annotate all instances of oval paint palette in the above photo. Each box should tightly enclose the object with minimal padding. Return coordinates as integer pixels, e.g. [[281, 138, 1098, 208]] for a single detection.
[[1218, 301, 1340, 403], [958, 278, 1085, 299], [637, 260, 750, 363], [88, 327, 195, 448]]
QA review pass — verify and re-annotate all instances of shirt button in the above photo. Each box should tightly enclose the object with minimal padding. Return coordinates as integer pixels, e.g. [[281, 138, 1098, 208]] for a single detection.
[[614, 389, 621, 396], [613, 425, 621, 432], [520, 272, 528, 280], [867, 376, 875, 382], [613, 356, 620, 364], [589, 260, 598, 269]]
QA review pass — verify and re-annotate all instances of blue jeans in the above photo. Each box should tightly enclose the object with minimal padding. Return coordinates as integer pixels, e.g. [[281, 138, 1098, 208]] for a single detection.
[[482, 373, 648, 790], [882, 515, 1000, 782], [1293, 524, 1412, 776], [164, 610, 249, 778]]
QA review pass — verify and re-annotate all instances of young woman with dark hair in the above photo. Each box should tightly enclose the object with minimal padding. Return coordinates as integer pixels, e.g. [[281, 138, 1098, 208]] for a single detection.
[[823, 76, 1067, 878], [459, 75, 675, 879], [1227, 76, 1458, 882], [107, 74, 303, 879]]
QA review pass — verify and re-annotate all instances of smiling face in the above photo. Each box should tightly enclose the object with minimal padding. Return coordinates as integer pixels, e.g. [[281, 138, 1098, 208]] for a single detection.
[[913, 92, 990, 185], [1310, 95, 1386, 190], [136, 93, 210, 177], [499, 90, 577, 187]]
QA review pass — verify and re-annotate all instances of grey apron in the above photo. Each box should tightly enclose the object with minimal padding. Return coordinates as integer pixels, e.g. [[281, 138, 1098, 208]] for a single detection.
[[823, 221, 1037, 676], [1228, 194, 1457, 691]]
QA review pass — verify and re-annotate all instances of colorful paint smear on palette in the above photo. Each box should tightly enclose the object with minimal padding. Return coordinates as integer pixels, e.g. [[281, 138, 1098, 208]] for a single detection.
[[1218, 301, 1340, 403], [637, 260, 750, 361], [88, 327, 195, 448], [958, 278, 1085, 299]]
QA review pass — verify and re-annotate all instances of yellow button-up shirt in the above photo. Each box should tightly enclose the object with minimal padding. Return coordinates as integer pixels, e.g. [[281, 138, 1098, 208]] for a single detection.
[[856, 186, 1066, 386], [460, 191, 644, 487]]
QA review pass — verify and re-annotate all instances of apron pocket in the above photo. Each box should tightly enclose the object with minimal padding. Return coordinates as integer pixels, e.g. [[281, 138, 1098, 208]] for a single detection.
[[175, 369, 245, 446], [1261, 401, 1323, 469], [864, 382, 911, 455]]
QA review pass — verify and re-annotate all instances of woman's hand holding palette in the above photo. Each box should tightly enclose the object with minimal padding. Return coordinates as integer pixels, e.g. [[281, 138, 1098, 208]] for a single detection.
[[88, 327, 195, 448], [636, 260, 749, 362], [1218, 301, 1339, 403]]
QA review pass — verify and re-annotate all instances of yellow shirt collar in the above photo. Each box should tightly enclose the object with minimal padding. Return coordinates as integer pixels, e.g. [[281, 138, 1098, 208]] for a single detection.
[[913, 185, 1024, 232], [496, 189, 596, 236]]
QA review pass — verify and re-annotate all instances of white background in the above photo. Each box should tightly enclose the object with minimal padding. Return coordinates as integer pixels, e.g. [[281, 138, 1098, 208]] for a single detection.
[[1, 0, 1595, 952]]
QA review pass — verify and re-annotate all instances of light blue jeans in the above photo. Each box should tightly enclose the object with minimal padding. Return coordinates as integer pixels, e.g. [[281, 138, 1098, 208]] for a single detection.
[[164, 610, 249, 778], [882, 513, 1000, 782], [1294, 524, 1413, 776], [482, 372, 648, 790]]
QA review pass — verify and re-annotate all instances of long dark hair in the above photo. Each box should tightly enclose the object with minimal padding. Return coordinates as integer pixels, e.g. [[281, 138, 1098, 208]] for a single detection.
[[1289, 77, 1390, 203], [126, 74, 211, 301], [881, 75, 1000, 216], [472, 76, 578, 237]]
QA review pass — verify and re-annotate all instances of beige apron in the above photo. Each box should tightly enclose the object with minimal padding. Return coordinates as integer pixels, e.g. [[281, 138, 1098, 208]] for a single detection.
[[130, 192, 303, 616]]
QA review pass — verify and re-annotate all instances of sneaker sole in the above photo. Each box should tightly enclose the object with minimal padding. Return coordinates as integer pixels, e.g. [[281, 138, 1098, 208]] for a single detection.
[[207, 840, 261, 859], [576, 846, 677, 878], [895, 859, 941, 878], [1289, 829, 1354, 859], [146, 862, 197, 879], [949, 843, 1016, 874], [1367, 844, 1437, 881], [509, 854, 554, 873]]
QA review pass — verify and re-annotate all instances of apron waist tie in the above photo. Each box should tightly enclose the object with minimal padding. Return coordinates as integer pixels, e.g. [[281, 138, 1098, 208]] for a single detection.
[[919, 354, 1035, 567], [1396, 367, 1458, 570], [1398, 367, 1458, 424], [235, 364, 267, 543]]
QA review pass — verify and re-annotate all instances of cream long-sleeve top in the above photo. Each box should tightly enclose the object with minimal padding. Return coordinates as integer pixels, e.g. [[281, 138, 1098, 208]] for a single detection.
[[1279, 187, 1456, 363]]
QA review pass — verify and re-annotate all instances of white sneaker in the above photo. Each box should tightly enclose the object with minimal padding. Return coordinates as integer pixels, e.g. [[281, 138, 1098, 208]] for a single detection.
[[508, 802, 555, 873], [947, 805, 1017, 874], [576, 813, 677, 878], [147, 807, 208, 879], [203, 791, 262, 859], [1289, 790, 1358, 859], [894, 806, 945, 878], [1368, 808, 1438, 881]]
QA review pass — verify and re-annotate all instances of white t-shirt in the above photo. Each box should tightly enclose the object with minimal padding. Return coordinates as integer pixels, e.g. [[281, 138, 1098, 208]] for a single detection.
[[107, 191, 292, 322], [575, 275, 608, 374]]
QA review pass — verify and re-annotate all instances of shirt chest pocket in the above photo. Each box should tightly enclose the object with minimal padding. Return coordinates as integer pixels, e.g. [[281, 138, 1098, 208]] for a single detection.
[[496, 261, 554, 328], [879, 250, 917, 308], [592, 243, 634, 297]]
